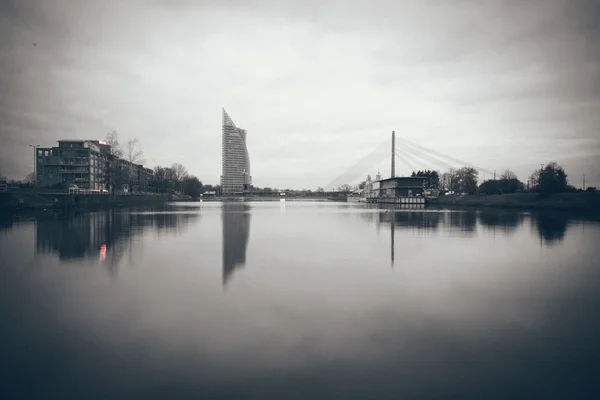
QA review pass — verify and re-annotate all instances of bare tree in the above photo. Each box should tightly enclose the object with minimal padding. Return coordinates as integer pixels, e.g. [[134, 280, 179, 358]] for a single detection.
[[0, 166, 7, 181], [124, 138, 145, 191], [440, 172, 450, 190], [104, 130, 123, 158], [500, 170, 518, 180], [529, 170, 541, 191], [103, 130, 125, 193], [125, 138, 144, 165], [441, 169, 459, 191], [172, 163, 188, 183], [337, 184, 353, 192], [25, 172, 35, 184]]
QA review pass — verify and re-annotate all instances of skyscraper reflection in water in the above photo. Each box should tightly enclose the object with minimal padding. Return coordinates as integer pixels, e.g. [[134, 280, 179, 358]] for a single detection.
[[222, 203, 251, 285]]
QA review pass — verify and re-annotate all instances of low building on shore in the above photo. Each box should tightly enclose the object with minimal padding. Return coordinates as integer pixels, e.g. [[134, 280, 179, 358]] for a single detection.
[[374, 177, 428, 197]]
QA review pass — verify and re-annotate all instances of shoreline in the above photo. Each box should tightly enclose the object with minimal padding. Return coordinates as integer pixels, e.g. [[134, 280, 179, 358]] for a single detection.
[[429, 192, 600, 213], [3, 191, 599, 214], [0, 191, 175, 212]]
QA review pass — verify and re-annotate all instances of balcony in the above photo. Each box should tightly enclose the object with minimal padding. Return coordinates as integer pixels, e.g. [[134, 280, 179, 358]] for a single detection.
[[60, 159, 90, 166], [37, 158, 61, 166]]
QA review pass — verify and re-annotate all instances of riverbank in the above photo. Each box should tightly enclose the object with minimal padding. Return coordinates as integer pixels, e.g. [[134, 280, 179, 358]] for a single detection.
[[430, 192, 600, 213], [0, 191, 186, 212], [200, 196, 339, 202]]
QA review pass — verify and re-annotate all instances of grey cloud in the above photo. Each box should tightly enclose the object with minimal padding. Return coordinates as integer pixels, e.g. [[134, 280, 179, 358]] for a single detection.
[[0, 0, 599, 188]]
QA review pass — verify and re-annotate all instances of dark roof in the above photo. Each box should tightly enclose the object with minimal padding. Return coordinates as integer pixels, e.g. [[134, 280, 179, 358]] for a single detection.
[[375, 176, 426, 183]]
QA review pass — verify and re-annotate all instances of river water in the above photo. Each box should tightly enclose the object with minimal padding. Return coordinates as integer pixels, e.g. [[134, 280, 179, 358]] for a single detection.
[[1, 202, 599, 399]]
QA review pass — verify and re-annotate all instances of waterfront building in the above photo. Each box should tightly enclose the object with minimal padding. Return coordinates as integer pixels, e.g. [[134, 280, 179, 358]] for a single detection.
[[35, 140, 152, 191], [221, 108, 251, 194], [374, 177, 428, 197]]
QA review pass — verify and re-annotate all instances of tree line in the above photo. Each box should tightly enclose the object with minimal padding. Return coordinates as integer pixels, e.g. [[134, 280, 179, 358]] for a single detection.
[[0, 169, 36, 187], [474, 163, 597, 195], [338, 163, 597, 195], [102, 131, 145, 193], [103, 131, 203, 198], [149, 164, 202, 198]]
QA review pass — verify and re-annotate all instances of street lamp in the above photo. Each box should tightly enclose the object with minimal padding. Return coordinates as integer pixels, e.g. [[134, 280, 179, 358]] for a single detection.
[[29, 144, 40, 187]]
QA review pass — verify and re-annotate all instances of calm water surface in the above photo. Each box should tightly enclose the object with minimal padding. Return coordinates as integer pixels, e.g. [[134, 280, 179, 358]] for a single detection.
[[1, 202, 600, 399]]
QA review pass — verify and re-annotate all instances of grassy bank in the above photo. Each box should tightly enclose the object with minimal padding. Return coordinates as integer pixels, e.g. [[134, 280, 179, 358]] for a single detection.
[[431, 192, 600, 213], [0, 191, 176, 212]]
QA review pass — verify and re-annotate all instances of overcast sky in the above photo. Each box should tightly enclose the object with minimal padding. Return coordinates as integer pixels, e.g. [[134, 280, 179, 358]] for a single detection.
[[1, 0, 599, 189]]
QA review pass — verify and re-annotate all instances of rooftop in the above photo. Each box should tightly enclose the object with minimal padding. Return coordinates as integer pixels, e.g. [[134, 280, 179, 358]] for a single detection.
[[58, 139, 107, 144], [375, 176, 427, 183]]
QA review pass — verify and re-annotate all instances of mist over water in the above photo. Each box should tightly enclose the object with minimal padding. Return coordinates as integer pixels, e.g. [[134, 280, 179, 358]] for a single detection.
[[1, 202, 599, 399]]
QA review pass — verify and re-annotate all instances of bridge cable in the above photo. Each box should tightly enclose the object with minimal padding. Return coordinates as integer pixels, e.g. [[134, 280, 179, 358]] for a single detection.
[[396, 145, 456, 171], [395, 148, 430, 172], [395, 152, 418, 173], [399, 138, 494, 175], [324, 138, 390, 189]]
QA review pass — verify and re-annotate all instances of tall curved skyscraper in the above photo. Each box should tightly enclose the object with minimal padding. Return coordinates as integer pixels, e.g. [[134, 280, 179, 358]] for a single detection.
[[221, 108, 251, 194]]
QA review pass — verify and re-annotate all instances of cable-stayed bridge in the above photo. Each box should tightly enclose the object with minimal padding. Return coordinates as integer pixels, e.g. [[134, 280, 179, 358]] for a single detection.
[[325, 136, 494, 191]]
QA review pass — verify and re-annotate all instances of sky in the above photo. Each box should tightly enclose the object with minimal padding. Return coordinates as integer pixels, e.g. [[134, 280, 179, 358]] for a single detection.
[[1, 0, 599, 189]]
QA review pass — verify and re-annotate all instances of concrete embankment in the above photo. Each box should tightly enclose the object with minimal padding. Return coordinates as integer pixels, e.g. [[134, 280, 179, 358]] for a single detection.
[[0, 191, 175, 212], [430, 193, 600, 213]]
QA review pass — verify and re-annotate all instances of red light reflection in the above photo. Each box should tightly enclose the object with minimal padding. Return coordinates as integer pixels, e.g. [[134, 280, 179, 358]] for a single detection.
[[99, 244, 107, 261]]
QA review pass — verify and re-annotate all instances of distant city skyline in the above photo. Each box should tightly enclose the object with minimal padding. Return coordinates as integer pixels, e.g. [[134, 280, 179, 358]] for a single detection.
[[0, 0, 598, 188]]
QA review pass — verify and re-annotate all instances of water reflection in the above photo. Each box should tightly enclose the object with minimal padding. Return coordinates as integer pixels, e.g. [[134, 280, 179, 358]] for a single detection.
[[448, 210, 477, 234], [2, 203, 600, 398], [478, 210, 525, 235], [363, 207, 586, 257], [377, 209, 442, 232], [222, 203, 251, 285], [0, 212, 35, 233], [34, 207, 199, 274], [533, 212, 569, 245], [366, 207, 478, 234]]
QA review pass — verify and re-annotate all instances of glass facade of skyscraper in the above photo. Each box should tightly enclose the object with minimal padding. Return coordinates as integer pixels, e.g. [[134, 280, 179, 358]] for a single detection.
[[221, 108, 251, 194]]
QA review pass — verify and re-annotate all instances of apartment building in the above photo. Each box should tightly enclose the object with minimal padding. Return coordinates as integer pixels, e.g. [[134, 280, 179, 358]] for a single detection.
[[36, 139, 152, 191]]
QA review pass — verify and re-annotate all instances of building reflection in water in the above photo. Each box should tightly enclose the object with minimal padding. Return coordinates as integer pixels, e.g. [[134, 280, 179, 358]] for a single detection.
[[35, 207, 199, 275], [222, 203, 251, 285], [366, 205, 444, 267], [369, 205, 443, 233]]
